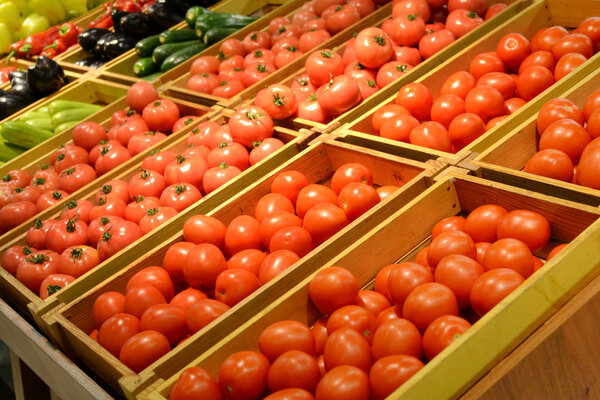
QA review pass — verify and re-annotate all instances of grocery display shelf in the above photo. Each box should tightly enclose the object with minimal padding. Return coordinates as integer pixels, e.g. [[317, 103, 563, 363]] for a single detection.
[[332, 0, 600, 165]]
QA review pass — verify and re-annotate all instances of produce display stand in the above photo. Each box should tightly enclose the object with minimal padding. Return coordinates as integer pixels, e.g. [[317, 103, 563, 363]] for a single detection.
[[332, 0, 600, 165], [461, 50, 600, 207], [147, 172, 600, 400], [43, 137, 442, 399]]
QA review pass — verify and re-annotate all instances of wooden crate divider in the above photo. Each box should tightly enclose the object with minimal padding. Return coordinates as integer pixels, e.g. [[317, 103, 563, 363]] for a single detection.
[[145, 172, 600, 400]]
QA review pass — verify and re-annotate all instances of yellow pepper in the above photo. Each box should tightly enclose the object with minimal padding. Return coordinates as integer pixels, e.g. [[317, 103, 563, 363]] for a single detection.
[[0, 22, 11, 53], [18, 13, 49, 39], [0, 2, 22, 32], [27, 0, 65, 25]]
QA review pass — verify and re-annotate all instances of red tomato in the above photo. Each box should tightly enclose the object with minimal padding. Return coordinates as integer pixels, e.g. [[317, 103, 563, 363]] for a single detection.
[[552, 33, 594, 59], [57, 164, 97, 194], [124, 284, 166, 319], [330, 163, 372, 194], [538, 118, 590, 164], [169, 288, 207, 314], [356, 289, 391, 317], [123, 196, 160, 225], [354, 27, 393, 69], [380, 114, 420, 142], [16, 250, 60, 293], [89, 195, 127, 221], [249, 138, 285, 165], [446, 10, 483, 38], [95, 180, 129, 203], [448, 112, 486, 150], [53, 145, 89, 174], [269, 226, 314, 257], [470, 268, 524, 316], [98, 313, 140, 357], [477, 72, 516, 100], [119, 330, 170, 373], [371, 318, 422, 361], [140, 303, 186, 346], [464, 204, 507, 242], [431, 216, 466, 239], [94, 145, 132, 176], [126, 81, 159, 113], [323, 327, 372, 373], [430, 94, 465, 129], [243, 31, 271, 53], [518, 51, 556, 75], [418, 29, 456, 59], [203, 163, 242, 194], [395, 82, 433, 121], [258, 249, 300, 285], [327, 305, 377, 345], [142, 99, 180, 132], [391, 45, 422, 66], [87, 215, 123, 247], [517, 66, 554, 101], [215, 268, 260, 306], [45, 217, 88, 254], [427, 230, 477, 269], [9, 185, 42, 205], [554, 52, 587, 81], [186, 299, 230, 334], [268, 350, 320, 394], [410, 121, 452, 152], [164, 155, 208, 189], [496, 209, 551, 252], [316, 365, 370, 400], [116, 118, 150, 147], [211, 80, 245, 99], [370, 355, 423, 400], [187, 73, 220, 94], [505, 97, 527, 114], [58, 245, 99, 278], [537, 98, 585, 134], [434, 254, 484, 308], [228, 105, 274, 148], [127, 265, 174, 302], [402, 282, 459, 332], [496, 33, 531, 70], [309, 266, 359, 315], [587, 108, 600, 138], [26, 218, 55, 249], [317, 74, 362, 116], [388, 14, 426, 47], [97, 220, 141, 261], [298, 29, 332, 53], [226, 249, 265, 277], [256, 84, 298, 120], [271, 171, 309, 205], [483, 238, 535, 279], [464, 85, 506, 122], [422, 315, 471, 360], [182, 243, 227, 291], [127, 131, 167, 156], [531, 26, 569, 52], [259, 320, 315, 363], [387, 262, 433, 307], [325, 4, 360, 34], [170, 367, 222, 400], [190, 56, 220, 75], [182, 215, 226, 249], [469, 52, 505, 81], [393, 0, 430, 20], [306, 49, 344, 86], [93, 291, 125, 328], [219, 351, 270, 400], [303, 203, 349, 244], [220, 38, 246, 58], [337, 182, 380, 221], [59, 199, 93, 223]]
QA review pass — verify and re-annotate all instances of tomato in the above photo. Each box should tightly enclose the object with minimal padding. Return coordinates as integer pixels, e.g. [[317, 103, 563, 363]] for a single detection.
[[587, 108, 600, 138], [315, 365, 370, 400], [160, 242, 194, 287], [212, 80, 245, 99], [309, 266, 358, 315], [25, 218, 55, 249], [380, 114, 420, 142], [268, 227, 313, 258], [190, 56, 221, 75], [531, 26, 568, 52], [220, 38, 246, 58], [372, 264, 395, 299], [393, 0, 430, 20], [483, 238, 535, 279], [463, 204, 507, 243], [142, 99, 180, 133], [275, 45, 304, 68], [119, 330, 170, 373], [89, 140, 119, 166], [505, 97, 527, 114], [226, 249, 265, 277], [554, 52, 587, 81], [496, 209, 551, 252], [244, 49, 275, 68], [126, 81, 159, 113], [183, 215, 227, 248], [186, 299, 230, 333], [469, 52, 505, 81], [410, 121, 452, 152], [303, 203, 349, 245], [127, 169, 165, 200], [183, 145, 210, 161], [110, 109, 141, 127], [215, 268, 260, 306], [259, 249, 300, 284], [127, 131, 168, 156], [259, 211, 302, 247], [391, 45, 422, 66], [296, 92, 326, 121], [402, 282, 459, 332], [395, 82, 432, 121], [158, 184, 201, 213], [59, 199, 93, 223], [97, 220, 141, 261], [258, 320, 315, 366], [298, 29, 332, 53], [347, 0, 375, 16], [356, 289, 391, 317], [86, 216, 120, 248], [470, 268, 524, 316], [518, 51, 556, 75], [182, 243, 227, 291], [241, 30, 270, 53], [266, 350, 320, 394], [228, 105, 274, 148], [517, 66, 555, 101], [306, 49, 344, 86], [371, 104, 410, 134], [203, 163, 242, 194], [422, 315, 471, 361], [243, 62, 274, 87], [164, 155, 208, 189], [430, 94, 465, 129], [538, 119, 590, 164], [326, 305, 377, 345], [434, 254, 484, 308], [57, 164, 97, 194], [430, 216, 465, 239], [93, 291, 125, 329], [552, 33, 594, 59], [314, 0, 344, 15], [337, 182, 380, 221], [294, 184, 336, 220], [170, 367, 223, 400], [388, 14, 426, 47], [9, 185, 42, 205], [219, 351, 270, 400], [353, 27, 393, 70], [447, 10, 483, 38], [495, 33, 531, 70], [16, 250, 60, 293], [187, 73, 220, 94], [255, 84, 298, 120], [369, 355, 424, 400], [1, 169, 31, 188], [464, 84, 506, 123], [95, 145, 132, 176], [58, 245, 99, 278], [169, 288, 208, 314], [270, 171, 309, 205], [323, 327, 372, 373], [139, 303, 186, 347], [249, 138, 285, 165], [427, 230, 477, 270], [53, 145, 89, 174], [98, 313, 140, 357], [418, 29, 456, 59], [122, 196, 158, 225], [447, 112, 486, 150], [45, 216, 88, 255], [576, 16, 600, 51], [126, 266, 174, 302], [475, 242, 491, 266], [415, 246, 429, 267], [89, 195, 127, 221], [317, 74, 362, 116], [116, 118, 150, 147], [325, 4, 360, 34], [537, 98, 584, 134], [476, 72, 516, 101], [94, 180, 129, 204], [124, 284, 167, 319], [387, 262, 433, 307]]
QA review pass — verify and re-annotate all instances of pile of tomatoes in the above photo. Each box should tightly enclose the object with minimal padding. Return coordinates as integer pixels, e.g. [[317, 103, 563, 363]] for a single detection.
[[185, 0, 382, 99], [0, 82, 191, 233], [85, 162, 402, 374], [244, 0, 507, 124], [167, 203, 567, 400], [368, 16, 600, 153], [522, 88, 600, 186]]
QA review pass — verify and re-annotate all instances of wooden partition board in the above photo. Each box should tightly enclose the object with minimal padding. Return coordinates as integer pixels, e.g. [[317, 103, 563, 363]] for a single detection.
[[333, 0, 600, 165], [43, 138, 442, 399], [0, 108, 312, 333], [54, 0, 256, 76], [0, 91, 218, 251], [463, 54, 600, 207], [97, 0, 294, 88], [143, 171, 600, 400]]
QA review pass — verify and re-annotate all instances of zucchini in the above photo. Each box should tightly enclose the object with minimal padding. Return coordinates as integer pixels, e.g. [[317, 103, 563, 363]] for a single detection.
[[0, 140, 26, 162], [185, 6, 210, 28], [51, 107, 101, 129], [142, 71, 163, 82], [0, 121, 54, 149], [135, 35, 161, 57], [203, 27, 239, 45], [25, 118, 53, 131], [159, 29, 198, 44], [133, 57, 158, 77], [195, 12, 257, 26], [194, 14, 257, 38], [20, 111, 50, 121], [54, 121, 79, 134], [161, 43, 208, 72], [47, 100, 102, 116], [152, 40, 203, 66]]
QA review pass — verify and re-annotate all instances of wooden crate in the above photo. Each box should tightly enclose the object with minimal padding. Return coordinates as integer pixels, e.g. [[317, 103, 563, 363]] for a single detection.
[[97, 0, 294, 87], [0, 83, 218, 248], [462, 53, 600, 207], [43, 138, 443, 400], [60, 0, 285, 80], [333, 0, 600, 165], [145, 171, 600, 400]]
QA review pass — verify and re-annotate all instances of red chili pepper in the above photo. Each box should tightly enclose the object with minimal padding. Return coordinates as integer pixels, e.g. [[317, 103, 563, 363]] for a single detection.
[[21, 26, 60, 56], [88, 11, 113, 29], [0, 66, 16, 84], [113, 0, 141, 12], [7, 40, 27, 60], [41, 38, 68, 58], [58, 23, 79, 46]]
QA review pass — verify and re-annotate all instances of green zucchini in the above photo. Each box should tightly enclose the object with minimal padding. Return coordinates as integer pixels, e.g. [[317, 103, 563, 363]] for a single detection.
[[133, 57, 158, 77], [194, 12, 257, 26], [185, 6, 210, 28], [203, 27, 239, 45], [161, 43, 208, 72], [135, 35, 161, 57], [159, 29, 198, 44], [0, 121, 54, 149], [47, 100, 102, 116], [20, 111, 50, 121], [152, 40, 203, 66], [142, 72, 163, 82], [25, 118, 53, 131], [194, 13, 257, 38], [0, 140, 26, 161], [54, 121, 79, 134], [50, 107, 101, 129]]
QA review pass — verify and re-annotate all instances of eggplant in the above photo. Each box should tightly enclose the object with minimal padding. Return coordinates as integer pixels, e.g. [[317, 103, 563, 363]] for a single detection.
[[111, 9, 130, 34], [119, 13, 158, 39], [74, 57, 107, 68], [156, 0, 190, 17], [10, 82, 36, 102], [99, 33, 137, 59], [0, 95, 28, 119], [145, 3, 184, 30], [9, 70, 27, 86], [27, 56, 66, 97], [79, 28, 111, 55]]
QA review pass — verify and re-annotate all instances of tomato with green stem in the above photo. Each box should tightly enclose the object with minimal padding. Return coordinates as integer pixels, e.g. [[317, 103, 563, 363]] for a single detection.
[[39, 273, 75, 300], [164, 155, 208, 189], [256, 84, 298, 120], [16, 250, 60, 293], [306, 49, 344, 86], [89, 195, 127, 221], [159, 184, 202, 212], [58, 245, 99, 278], [97, 220, 141, 261], [203, 163, 242, 194], [46, 216, 88, 255], [139, 206, 178, 235], [95, 179, 129, 203]]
